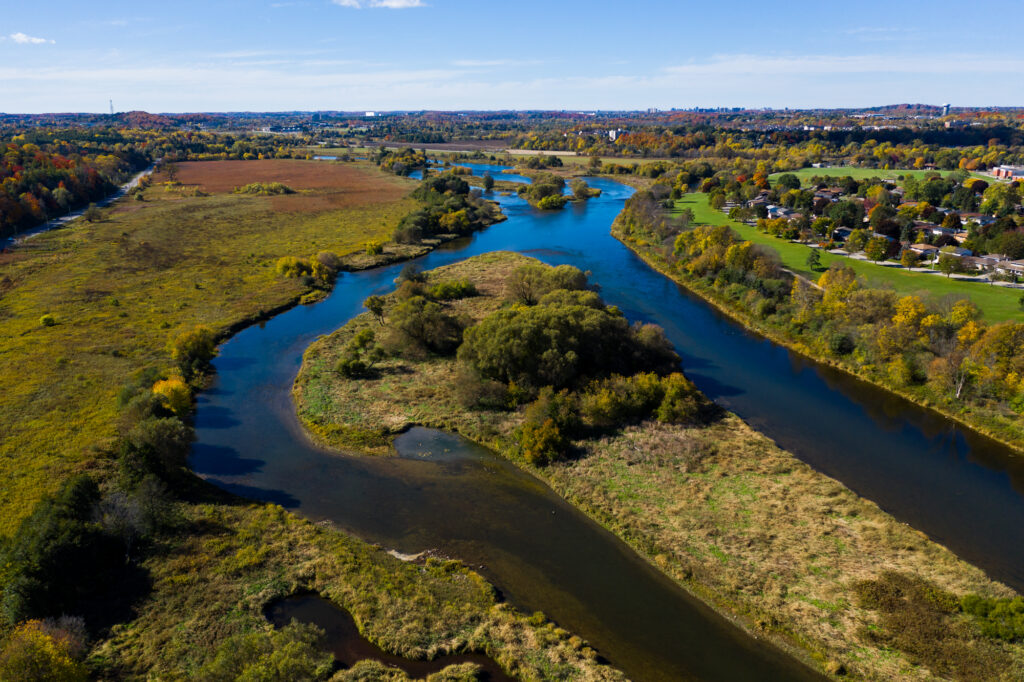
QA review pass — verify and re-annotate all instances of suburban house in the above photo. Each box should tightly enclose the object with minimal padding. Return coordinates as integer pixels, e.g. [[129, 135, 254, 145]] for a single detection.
[[995, 260, 1024, 277], [907, 243, 940, 260]]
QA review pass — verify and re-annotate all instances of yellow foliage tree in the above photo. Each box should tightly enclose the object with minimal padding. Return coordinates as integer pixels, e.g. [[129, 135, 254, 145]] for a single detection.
[[0, 620, 88, 682], [153, 374, 191, 417]]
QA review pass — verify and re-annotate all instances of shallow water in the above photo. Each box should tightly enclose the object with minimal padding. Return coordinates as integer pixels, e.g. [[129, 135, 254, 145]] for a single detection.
[[192, 163, 1024, 679]]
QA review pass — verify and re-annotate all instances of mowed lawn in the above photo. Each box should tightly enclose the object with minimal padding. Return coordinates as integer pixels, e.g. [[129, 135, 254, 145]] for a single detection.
[[768, 166, 995, 185], [0, 160, 417, 532], [674, 193, 1024, 322]]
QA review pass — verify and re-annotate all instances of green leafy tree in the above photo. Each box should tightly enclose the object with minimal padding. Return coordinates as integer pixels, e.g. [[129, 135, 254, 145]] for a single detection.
[[937, 253, 961, 278], [364, 295, 386, 325], [865, 236, 890, 263], [806, 249, 822, 271], [482, 172, 495, 191]]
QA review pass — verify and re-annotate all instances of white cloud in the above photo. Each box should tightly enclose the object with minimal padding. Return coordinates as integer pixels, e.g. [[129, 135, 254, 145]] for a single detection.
[[9, 32, 55, 45], [332, 0, 424, 8]]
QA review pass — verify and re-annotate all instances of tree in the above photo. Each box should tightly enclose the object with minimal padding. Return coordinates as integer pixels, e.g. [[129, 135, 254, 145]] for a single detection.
[[806, 248, 822, 271], [82, 203, 102, 223], [364, 295, 386, 325], [170, 325, 216, 379], [163, 161, 179, 182], [482, 172, 494, 191], [0, 620, 88, 682], [937, 253, 960, 278], [844, 229, 869, 254], [900, 249, 919, 269], [865, 236, 890, 263]]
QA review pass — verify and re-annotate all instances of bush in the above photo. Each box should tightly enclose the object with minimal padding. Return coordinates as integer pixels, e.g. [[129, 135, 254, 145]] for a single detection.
[[523, 387, 581, 434], [170, 325, 216, 379], [198, 622, 332, 682], [961, 594, 1024, 641], [655, 373, 704, 423], [275, 256, 311, 278], [39, 314, 55, 327], [504, 264, 588, 305], [515, 419, 566, 466], [122, 416, 193, 476], [152, 374, 191, 417], [233, 182, 294, 195], [365, 239, 384, 255], [388, 296, 463, 355], [335, 329, 385, 378], [537, 195, 568, 211], [428, 278, 477, 300], [0, 619, 88, 682]]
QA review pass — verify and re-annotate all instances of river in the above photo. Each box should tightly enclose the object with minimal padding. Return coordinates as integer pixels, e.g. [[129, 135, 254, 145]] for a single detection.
[[191, 163, 1024, 680]]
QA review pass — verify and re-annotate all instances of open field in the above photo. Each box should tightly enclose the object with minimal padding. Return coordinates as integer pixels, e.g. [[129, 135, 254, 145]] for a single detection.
[[673, 193, 1024, 322], [768, 166, 995, 185], [0, 160, 417, 534], [295, 252, 1024, 680]]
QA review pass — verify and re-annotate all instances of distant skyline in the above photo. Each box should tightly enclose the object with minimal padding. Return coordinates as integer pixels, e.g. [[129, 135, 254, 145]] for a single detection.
[[3, 0, 1023, 113]]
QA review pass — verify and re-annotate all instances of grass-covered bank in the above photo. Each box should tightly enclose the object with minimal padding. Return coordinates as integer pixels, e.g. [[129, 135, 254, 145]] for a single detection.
[[295, 253, 1024, 680], [645, 192, 1024, 457], [89, 491, 620, 681], [0, 160, 623, 681]]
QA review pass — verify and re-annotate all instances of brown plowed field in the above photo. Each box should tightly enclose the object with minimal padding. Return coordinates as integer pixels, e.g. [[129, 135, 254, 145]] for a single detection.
[[169, 159, 411, 212]]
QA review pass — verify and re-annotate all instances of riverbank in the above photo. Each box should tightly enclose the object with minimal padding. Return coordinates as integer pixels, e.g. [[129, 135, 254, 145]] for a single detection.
[[618, 198, 1024, 462], [0, 160, 624, 680], [294, 252, 1024, 680]]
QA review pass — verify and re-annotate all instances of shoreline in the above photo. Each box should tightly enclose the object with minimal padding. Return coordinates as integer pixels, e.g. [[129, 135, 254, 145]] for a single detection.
[[610, 223, 1024, 462], [293, 253, 1022, 680]]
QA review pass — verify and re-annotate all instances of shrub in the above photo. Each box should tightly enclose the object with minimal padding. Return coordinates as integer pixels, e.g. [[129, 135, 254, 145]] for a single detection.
[[39, 314, 55, 327], [523, 387, 581, 434], [152, 374, 191, 417], [428, 278, 477, 300], [515, 419, 566, 466], [233, 182, 294, 195], [0, 619, 88, 682], [122, 416, 193, 475], [198, 622, 332, 682], [275, 256, 311, 279], [170, 325, 216, 379], [365, 239, 384, 256], [537, 195, 568, 211], [961, 594, 1024, 641], [335, 329, 385, 378], [655, 373, 704, 423], [388, 296, 463, 355], [504, 264, 588, 305]]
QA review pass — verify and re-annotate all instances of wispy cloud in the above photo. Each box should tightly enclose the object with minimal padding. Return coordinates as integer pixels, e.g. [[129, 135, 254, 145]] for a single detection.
[[452, 59, 543, 68], [8, 32, 55, 45], [664, 53, 1024, 76], [332, 0, 424, 8]]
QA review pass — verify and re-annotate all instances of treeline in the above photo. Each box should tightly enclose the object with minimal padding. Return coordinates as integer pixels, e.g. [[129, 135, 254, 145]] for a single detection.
[[616, 193, 1024, 446], [345, 261, 712, 465], [0, 126, 319, 240]]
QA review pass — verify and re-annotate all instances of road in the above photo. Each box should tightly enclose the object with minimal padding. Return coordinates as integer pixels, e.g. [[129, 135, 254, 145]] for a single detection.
[[0, 163, 157, 251]]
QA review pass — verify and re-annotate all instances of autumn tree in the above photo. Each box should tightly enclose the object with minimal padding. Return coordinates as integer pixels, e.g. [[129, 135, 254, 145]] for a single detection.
[[865, 236, 890, 263]]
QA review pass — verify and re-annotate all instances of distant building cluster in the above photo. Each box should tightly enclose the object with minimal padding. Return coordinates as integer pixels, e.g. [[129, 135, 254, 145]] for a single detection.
[[993, 165, 1024, 181]]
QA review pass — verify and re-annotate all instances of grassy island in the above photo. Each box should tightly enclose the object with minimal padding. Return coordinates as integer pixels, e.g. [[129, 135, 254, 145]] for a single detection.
[[296, 252, 1024, 681]]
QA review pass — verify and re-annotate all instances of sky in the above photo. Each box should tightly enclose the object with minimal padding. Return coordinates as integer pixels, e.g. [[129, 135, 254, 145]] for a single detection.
[[2, 0, 1023, 113]]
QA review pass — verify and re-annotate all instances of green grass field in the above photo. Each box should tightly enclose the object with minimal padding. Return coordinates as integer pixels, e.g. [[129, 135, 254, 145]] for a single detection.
[[673, 193, 1023, 322], [768, 166, 994, 185]]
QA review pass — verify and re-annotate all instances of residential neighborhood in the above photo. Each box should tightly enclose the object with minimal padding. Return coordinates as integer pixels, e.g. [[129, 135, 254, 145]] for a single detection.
[[717, 168, 1024, 285]]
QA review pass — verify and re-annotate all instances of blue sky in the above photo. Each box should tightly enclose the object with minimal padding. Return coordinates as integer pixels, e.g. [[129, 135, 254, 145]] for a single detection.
[[2, 0, 1022, 112]]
